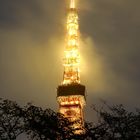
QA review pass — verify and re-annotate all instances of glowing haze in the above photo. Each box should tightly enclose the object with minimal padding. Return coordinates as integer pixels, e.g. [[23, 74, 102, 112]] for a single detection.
[[0, 0, 140, 123]]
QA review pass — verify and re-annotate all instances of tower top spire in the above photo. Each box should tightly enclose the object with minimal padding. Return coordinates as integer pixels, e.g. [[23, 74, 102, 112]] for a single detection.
[[70, 0, 76, 8], [63, 0, 79, 85]]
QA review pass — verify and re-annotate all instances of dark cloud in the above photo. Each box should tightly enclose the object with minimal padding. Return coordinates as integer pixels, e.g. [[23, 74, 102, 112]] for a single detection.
[[0, 0, 140, 124], [80, 0, 140, 102]]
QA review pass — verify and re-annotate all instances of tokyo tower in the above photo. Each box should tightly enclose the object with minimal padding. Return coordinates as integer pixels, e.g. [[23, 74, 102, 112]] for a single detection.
[[57, 0, 86, 133]]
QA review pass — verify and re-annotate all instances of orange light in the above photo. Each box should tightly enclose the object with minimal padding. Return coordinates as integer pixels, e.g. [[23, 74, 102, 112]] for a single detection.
[[63, 0, 80, 85]]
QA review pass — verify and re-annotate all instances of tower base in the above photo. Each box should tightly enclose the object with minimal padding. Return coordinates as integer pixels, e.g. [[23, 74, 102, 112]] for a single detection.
[[57, 84, 86, 134]]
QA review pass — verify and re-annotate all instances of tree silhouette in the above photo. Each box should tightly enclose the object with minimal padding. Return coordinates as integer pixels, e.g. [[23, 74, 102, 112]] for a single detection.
[[0, 98, 140, 140], [24, 103, 75, 140], [0, 98, 24, 140], [85, 103, 140, 140]]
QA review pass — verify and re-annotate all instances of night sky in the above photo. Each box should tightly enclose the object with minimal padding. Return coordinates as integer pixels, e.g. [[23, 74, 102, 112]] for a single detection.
[[0, 0, 140, 125]]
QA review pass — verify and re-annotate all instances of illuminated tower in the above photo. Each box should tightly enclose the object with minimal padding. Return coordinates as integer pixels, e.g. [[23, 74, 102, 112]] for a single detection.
[[57, 0, 86, 132]]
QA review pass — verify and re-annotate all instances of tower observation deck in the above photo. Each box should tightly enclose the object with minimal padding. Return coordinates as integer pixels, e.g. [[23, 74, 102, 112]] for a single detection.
[[57, 0, 86, 133]]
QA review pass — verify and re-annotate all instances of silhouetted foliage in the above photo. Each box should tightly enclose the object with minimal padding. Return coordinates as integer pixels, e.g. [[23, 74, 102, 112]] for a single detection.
[[0, 98, 24, 140], [24, 103, 75, 140], [0, 98, 140, 140], [84, 103, 140, 140]]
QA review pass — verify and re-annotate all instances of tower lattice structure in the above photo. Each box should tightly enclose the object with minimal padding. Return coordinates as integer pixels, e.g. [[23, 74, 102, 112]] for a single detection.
[[57, 0, 86, 133]]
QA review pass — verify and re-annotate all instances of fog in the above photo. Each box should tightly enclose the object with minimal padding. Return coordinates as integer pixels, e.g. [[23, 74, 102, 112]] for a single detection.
[[0, 0, 140, 123]]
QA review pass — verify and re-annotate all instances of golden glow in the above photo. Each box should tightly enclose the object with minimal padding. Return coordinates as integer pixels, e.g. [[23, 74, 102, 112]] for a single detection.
[[70, 0, 76, 8], [57, 95, 86, 106], [58, 0, 85, 134], [63, 0, 80, 85], [58, 95, 85, 134]]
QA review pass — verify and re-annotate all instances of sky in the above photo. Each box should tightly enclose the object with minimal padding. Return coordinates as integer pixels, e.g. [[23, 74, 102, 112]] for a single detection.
[[0, 0, 140, 125]]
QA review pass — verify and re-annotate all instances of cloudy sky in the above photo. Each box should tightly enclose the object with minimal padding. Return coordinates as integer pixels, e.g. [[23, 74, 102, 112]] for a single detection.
[[0, 0, 140, 124]]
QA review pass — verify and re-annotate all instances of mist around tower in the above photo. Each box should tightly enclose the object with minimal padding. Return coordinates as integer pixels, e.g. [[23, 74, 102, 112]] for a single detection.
[[0, 0, 140, 139]]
